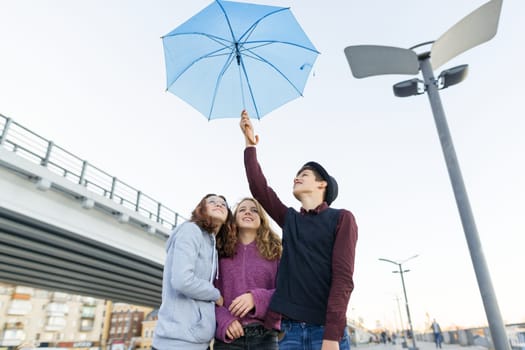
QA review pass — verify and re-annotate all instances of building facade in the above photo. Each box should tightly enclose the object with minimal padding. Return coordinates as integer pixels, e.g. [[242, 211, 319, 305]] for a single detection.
[[0, 283, 106, 349], [106, 304, 151, 350], [136, 310, 157, 350]]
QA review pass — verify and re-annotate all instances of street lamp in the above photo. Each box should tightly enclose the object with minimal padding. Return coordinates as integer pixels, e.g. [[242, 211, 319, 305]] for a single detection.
[[379, 255, 419, 350], [344, 1, 510, 349], [394, 295, 405, 338]]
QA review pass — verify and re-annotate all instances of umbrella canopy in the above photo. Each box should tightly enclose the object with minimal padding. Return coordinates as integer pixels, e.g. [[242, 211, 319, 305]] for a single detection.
[[162, 0, 319, 120]]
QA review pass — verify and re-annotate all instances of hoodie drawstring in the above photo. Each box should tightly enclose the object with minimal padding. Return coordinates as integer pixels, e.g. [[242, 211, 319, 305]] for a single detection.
[[211, 234, 219, 282]]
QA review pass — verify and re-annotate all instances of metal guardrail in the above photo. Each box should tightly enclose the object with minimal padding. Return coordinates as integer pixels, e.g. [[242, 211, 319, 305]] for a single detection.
[[0, 113, 186, 231]]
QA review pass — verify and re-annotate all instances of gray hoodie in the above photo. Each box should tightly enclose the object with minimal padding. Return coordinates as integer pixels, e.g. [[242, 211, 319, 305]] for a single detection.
[[153, 221, 220, 350]]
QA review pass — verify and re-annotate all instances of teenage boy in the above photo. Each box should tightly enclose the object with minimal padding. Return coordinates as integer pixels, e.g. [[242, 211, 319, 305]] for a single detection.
[[239, 110, 358, 350]]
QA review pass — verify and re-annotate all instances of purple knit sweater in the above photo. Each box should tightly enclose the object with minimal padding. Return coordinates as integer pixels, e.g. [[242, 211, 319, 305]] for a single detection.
[[214, 241, 280, 342]]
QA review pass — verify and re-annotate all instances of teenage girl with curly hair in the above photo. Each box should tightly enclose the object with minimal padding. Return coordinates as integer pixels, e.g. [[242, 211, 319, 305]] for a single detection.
[[214, 197, 282, 350]]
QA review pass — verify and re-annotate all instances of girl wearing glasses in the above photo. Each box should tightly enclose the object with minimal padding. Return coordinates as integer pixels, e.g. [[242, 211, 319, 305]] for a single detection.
[[214, 197, 282, 350], [153, 194, 233, 350]]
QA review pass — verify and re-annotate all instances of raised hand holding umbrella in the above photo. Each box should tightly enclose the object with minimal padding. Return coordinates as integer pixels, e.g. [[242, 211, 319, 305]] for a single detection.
[[240, 110, 259, 146]]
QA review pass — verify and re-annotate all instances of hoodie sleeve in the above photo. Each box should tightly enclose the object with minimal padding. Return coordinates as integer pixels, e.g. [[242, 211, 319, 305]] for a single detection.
[[170, 223, 220, 302]]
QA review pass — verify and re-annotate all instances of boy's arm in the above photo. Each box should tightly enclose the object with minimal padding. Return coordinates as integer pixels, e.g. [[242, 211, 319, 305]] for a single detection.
[[240, 110, 287, 226], [323, 210, 358, 341]]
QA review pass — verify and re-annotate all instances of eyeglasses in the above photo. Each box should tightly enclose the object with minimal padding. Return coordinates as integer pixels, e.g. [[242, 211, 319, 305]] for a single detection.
[[206, 197, 228, 209]]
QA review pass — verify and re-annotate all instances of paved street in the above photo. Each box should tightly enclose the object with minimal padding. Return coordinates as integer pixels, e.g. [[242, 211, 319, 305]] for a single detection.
[[357, 341, 487, 350]]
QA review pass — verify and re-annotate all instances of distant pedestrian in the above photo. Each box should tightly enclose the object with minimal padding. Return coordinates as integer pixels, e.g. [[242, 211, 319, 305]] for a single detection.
[[153, 194, 233, 350], [431, 319, 443, 348]]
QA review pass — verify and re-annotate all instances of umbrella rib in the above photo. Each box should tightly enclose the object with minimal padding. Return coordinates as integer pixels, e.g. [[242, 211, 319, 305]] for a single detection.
[[238, 59, 261, 119], [216, 0, 239, 43], [163, 31, 231, 46], [242, 48, 305, 97], [236, 7, 319, 53], [243, 40, 319, 54], [167, 44, 234, 87], [164, 32, 236, 87], [238, 7, 290, 43], [208, 51, 238, 120]]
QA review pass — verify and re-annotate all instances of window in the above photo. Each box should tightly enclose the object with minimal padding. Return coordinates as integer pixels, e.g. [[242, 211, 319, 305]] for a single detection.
[[46, 302, 69, 315], [80, 319, 94, 332], [7, 300, 32, 315], [2, 329, 25, 341], [14, 286, 34, 295], [34, 290, 50, 299], [45, 316, 67, 331], [81, 306, 96, 318]]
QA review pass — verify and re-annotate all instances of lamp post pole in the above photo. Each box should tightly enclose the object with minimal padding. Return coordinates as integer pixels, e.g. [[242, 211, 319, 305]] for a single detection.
[[345, 2, 510, 349], [395, 295, 405, 337], [379, 256, 418, 350], [418, 53, 510, 350]]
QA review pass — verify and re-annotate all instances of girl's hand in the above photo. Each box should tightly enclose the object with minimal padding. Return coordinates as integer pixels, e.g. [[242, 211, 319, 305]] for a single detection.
[[229, 292, 255, 317]]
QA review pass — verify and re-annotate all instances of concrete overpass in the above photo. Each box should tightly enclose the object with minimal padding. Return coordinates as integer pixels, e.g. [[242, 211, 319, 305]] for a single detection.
[[0, 113, 186, 307]]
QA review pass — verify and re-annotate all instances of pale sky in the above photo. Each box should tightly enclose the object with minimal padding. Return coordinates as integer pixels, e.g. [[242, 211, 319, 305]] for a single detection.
[[1, 0, 523, 331]]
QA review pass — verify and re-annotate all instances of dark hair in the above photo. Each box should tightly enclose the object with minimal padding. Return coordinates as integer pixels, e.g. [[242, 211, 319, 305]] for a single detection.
[[190, 194, 233, 237], [217, 197, 282, 260], [296, 162, 339, 205], [297, 165, 324, 182]]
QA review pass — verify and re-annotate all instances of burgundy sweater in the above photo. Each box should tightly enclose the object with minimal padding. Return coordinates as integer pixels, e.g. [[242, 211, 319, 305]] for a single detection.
[[244, 147, 358, 341], [214, 241, 280, 343]]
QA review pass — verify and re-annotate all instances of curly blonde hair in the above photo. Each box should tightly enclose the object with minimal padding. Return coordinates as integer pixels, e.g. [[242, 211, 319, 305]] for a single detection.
[[217, 197, 282, 260]]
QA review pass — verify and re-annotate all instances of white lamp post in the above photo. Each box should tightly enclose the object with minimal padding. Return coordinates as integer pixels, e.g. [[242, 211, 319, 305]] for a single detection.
[[379, 255, 419, 350], [345, 2, 510, 349]]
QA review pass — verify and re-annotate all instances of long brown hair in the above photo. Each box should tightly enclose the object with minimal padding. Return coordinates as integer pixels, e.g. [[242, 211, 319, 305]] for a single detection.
[[217, 197, 282, 260], [190, 194, 233, 237]]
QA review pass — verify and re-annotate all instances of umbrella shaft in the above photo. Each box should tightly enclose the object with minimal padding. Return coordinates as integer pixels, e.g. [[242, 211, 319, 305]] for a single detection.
[[235, 42, 241, 65]]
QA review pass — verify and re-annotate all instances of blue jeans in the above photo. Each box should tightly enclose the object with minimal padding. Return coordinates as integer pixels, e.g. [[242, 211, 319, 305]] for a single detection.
[[278, 320, 351, 350], [434, 333, 443, 348], [213, 324, 278, 350]]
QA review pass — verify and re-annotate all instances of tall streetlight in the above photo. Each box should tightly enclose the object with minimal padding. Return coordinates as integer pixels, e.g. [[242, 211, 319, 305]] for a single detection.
[[379, 255, 419, 350], [394, 295, 405, 338], [344, 1, 510, 349]]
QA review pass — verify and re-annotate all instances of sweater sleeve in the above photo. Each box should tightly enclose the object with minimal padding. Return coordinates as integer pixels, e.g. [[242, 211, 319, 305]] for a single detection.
[[323, 209, 358, 341], [244, 147, 287, 227], [215, 305, 237, 343], [248, 287, 275, 319]]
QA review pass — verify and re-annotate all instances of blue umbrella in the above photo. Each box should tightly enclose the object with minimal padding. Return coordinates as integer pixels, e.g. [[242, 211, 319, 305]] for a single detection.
[[162, 0, 319, 120]]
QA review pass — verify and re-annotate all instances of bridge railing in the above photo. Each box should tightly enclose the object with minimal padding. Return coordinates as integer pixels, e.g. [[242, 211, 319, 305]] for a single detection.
[[0, 113, 187, 232]]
